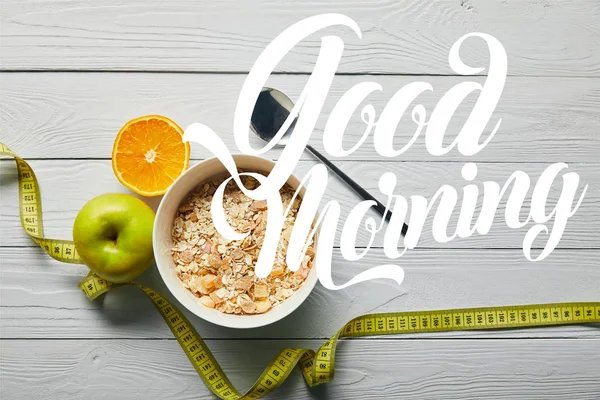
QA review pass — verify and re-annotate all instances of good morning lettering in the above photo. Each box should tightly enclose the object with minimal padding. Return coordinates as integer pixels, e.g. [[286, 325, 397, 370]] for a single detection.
[[183, 14, 588, 290]]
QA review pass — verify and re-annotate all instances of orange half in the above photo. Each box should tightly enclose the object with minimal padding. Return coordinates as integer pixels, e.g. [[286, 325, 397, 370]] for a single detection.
[[112, 115, 190, 196]]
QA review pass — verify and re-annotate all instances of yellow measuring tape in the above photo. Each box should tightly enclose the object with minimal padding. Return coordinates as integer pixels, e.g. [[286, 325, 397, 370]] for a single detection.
[[2, 141, 599, 400]]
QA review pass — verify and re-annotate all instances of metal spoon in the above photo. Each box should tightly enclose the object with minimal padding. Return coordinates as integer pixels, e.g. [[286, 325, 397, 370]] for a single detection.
[[250, 87, 408, 236]]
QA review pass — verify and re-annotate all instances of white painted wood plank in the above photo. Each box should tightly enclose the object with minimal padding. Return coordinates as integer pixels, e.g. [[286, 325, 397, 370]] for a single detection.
[[1, 247, 598, 339], [2, 159, 598, 248], [1, 0, 599, 76], [1, 339, 599, 399], [1, 73, 599, 162]]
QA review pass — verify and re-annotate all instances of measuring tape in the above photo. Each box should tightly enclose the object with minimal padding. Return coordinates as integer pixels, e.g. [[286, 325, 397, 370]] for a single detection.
[[2, 141, 599, 399], [0, 143, 82, 264]]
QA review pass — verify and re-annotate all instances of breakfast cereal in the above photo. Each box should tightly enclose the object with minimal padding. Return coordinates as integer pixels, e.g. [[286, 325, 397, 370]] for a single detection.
[[171, 175, 314, 314]]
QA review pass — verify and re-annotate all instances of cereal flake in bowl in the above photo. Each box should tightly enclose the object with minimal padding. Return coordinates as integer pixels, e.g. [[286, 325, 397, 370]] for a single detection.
[[171, 175, 315, 315]]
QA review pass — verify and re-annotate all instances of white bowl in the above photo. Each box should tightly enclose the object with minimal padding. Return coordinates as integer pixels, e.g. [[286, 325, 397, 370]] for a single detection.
[[153, 155, 318, 329]]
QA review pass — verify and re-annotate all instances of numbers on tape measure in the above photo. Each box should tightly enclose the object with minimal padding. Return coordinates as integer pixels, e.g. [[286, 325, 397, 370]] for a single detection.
[[1, 144, 84, 264]]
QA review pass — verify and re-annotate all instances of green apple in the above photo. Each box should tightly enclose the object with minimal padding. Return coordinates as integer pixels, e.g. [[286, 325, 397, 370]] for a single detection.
[[73, 193, 155, 283]]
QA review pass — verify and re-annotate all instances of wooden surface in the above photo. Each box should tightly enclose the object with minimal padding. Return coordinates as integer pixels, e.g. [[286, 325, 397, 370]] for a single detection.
[[3, 340, 600, 399], [1, 0, 599, 398], [1, 0, 600, 76], [2, 74, 599, 162]]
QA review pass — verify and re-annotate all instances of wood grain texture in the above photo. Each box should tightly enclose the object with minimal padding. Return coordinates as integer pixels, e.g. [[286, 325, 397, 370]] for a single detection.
[[2, 339, 599, 399], [2, 247, 598, 339], [1, 159, 598, 249], [1, 73, 599, 162], [1, 0, 599, 76]]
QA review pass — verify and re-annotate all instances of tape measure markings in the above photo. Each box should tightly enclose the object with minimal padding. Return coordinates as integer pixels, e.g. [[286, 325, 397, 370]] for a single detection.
[[2, 145, 84, 264]]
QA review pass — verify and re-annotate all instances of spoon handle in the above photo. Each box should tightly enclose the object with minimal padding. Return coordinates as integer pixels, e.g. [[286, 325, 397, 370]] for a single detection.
[[306, 144, 408, 236]]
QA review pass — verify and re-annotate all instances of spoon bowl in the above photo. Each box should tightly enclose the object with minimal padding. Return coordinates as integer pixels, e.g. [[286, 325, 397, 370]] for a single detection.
[[250, 88, 297, 146]]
